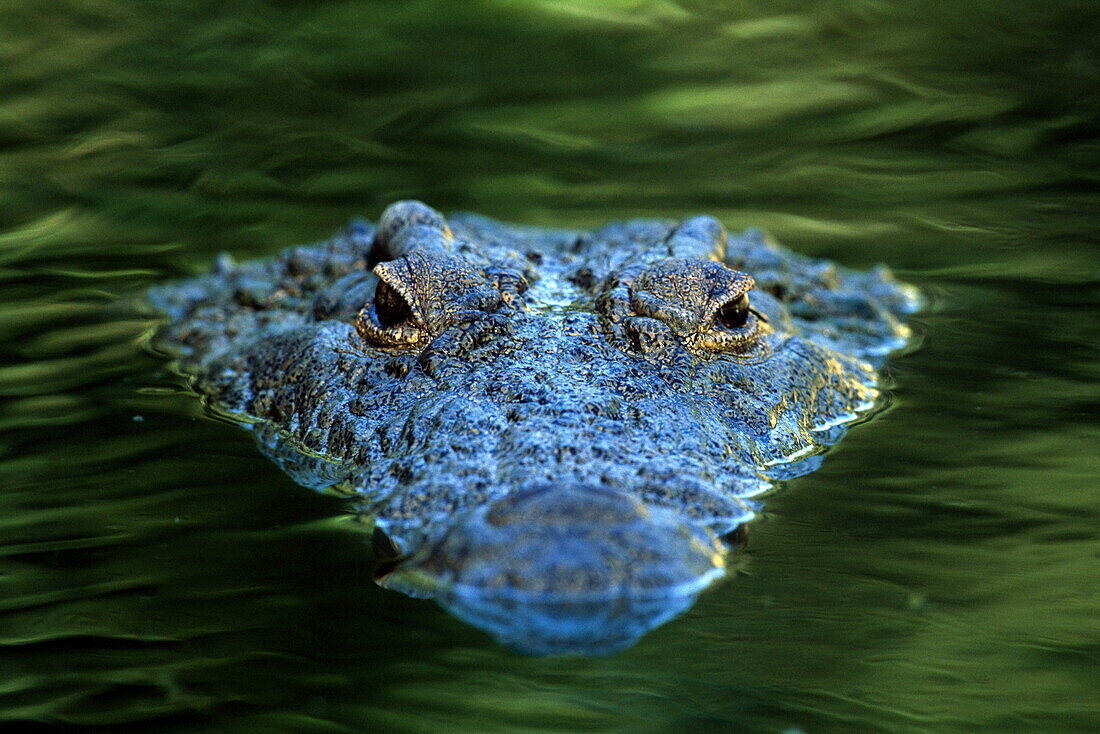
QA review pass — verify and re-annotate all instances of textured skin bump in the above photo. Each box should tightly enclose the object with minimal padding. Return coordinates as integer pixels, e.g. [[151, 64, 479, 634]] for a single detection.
[[146, 201, 919, 654]]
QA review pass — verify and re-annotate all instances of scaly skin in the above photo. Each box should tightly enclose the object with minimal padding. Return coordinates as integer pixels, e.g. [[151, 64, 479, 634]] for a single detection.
[[147, 201, 918, 655]]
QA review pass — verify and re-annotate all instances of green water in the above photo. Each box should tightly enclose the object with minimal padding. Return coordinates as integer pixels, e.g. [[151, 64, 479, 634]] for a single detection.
[[2, 1, 1099, 731]]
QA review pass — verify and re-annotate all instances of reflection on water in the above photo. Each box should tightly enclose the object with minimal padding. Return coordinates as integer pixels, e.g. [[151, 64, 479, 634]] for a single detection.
[[2, 0, 1099, 731]]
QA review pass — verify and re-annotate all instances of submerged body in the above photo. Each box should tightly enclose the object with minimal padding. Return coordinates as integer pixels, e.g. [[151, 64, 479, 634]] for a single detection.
[[148, 202, 918, 654]]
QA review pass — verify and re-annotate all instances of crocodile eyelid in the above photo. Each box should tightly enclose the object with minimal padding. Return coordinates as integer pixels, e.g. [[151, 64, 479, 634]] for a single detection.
[[356, 264, 430, 347], [697, 289, 765, 353], [697, 310, 762, 352], [372, 259, 425, 321], [373, 278, 419, 328], [356, 301, 428, 348], [626, 259, 763, 352]]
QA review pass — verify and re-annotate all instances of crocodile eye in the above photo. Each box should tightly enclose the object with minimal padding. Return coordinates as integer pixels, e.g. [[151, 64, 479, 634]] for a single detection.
[[716, 294, 750, 330], [356, 277, 427, 347], [698, 291, 763, 352], [374, 279, 413, 328]]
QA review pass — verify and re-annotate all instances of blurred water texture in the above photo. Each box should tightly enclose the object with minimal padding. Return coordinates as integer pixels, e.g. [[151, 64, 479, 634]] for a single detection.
[[2, 1, 1099, 732]]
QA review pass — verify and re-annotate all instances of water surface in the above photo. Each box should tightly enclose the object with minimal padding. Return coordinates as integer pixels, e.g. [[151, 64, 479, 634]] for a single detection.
[[2, 1, 1099, 731]]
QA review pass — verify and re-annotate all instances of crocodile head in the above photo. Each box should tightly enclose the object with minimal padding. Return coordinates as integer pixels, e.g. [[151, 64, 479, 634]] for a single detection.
[[149, 201, 918, 654]]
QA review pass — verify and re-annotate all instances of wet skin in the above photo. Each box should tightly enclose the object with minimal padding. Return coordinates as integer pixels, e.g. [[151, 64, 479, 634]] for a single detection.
[[147, 201, 918, 654]]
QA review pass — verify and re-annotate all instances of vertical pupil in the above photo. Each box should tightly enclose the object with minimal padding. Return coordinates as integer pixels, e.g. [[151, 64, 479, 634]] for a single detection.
[[718, 295, 750, 329], [374, 281, 412, 327]]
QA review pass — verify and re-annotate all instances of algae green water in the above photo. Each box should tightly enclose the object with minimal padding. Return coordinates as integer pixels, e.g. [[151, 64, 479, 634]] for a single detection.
[[2, 1, 1099, 732]]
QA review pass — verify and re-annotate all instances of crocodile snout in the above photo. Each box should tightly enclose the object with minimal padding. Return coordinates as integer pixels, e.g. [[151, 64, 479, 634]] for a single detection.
[[377, 485, 727, 655]]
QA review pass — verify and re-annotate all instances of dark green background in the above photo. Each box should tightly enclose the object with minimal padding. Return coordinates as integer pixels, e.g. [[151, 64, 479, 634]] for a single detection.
[[2, 1, 1099, 731]]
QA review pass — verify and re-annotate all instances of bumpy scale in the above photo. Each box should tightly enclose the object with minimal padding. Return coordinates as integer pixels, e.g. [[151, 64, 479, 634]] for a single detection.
[[147, 201, 919, 654]]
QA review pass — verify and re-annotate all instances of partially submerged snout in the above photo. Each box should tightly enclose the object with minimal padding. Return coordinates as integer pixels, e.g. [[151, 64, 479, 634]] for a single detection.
[[378, 485, 728, 655]]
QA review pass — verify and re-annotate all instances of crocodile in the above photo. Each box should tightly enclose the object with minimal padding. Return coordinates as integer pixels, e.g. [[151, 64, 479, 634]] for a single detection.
[[147, 201, 919, 655]]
